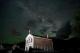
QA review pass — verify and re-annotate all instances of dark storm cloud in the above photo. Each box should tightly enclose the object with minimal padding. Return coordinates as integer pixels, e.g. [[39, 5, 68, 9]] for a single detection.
[[0, 0, 80, 37]]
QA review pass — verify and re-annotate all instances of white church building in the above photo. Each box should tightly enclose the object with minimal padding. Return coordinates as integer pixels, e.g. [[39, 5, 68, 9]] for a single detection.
[[25, 30, 53, 51]]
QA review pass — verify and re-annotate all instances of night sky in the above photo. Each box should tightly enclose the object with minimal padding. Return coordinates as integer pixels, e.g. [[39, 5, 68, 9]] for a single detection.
[[0, 0, 80, 44]]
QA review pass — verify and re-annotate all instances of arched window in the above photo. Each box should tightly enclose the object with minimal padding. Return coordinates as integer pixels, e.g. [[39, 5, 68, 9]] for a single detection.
[[28, 37, 32, 43]]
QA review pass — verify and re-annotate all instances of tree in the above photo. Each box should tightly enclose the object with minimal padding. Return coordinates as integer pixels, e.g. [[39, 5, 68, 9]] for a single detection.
[[72, 10, 80, 37]]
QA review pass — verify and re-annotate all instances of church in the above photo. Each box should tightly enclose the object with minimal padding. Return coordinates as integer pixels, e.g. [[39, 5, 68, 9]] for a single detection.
[[25, 30, 53, 51]]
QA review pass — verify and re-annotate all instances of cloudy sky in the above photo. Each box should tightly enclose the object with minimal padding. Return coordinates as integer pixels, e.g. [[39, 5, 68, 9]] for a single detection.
[[0, 0, 80, 43]]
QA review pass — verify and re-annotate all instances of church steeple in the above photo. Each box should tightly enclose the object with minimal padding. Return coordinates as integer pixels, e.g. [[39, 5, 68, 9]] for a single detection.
[[29, 29, 31, 34]]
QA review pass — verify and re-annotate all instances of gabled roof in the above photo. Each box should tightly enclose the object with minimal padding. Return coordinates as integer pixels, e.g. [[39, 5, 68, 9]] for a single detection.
[[33, 36, 52, 40]]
